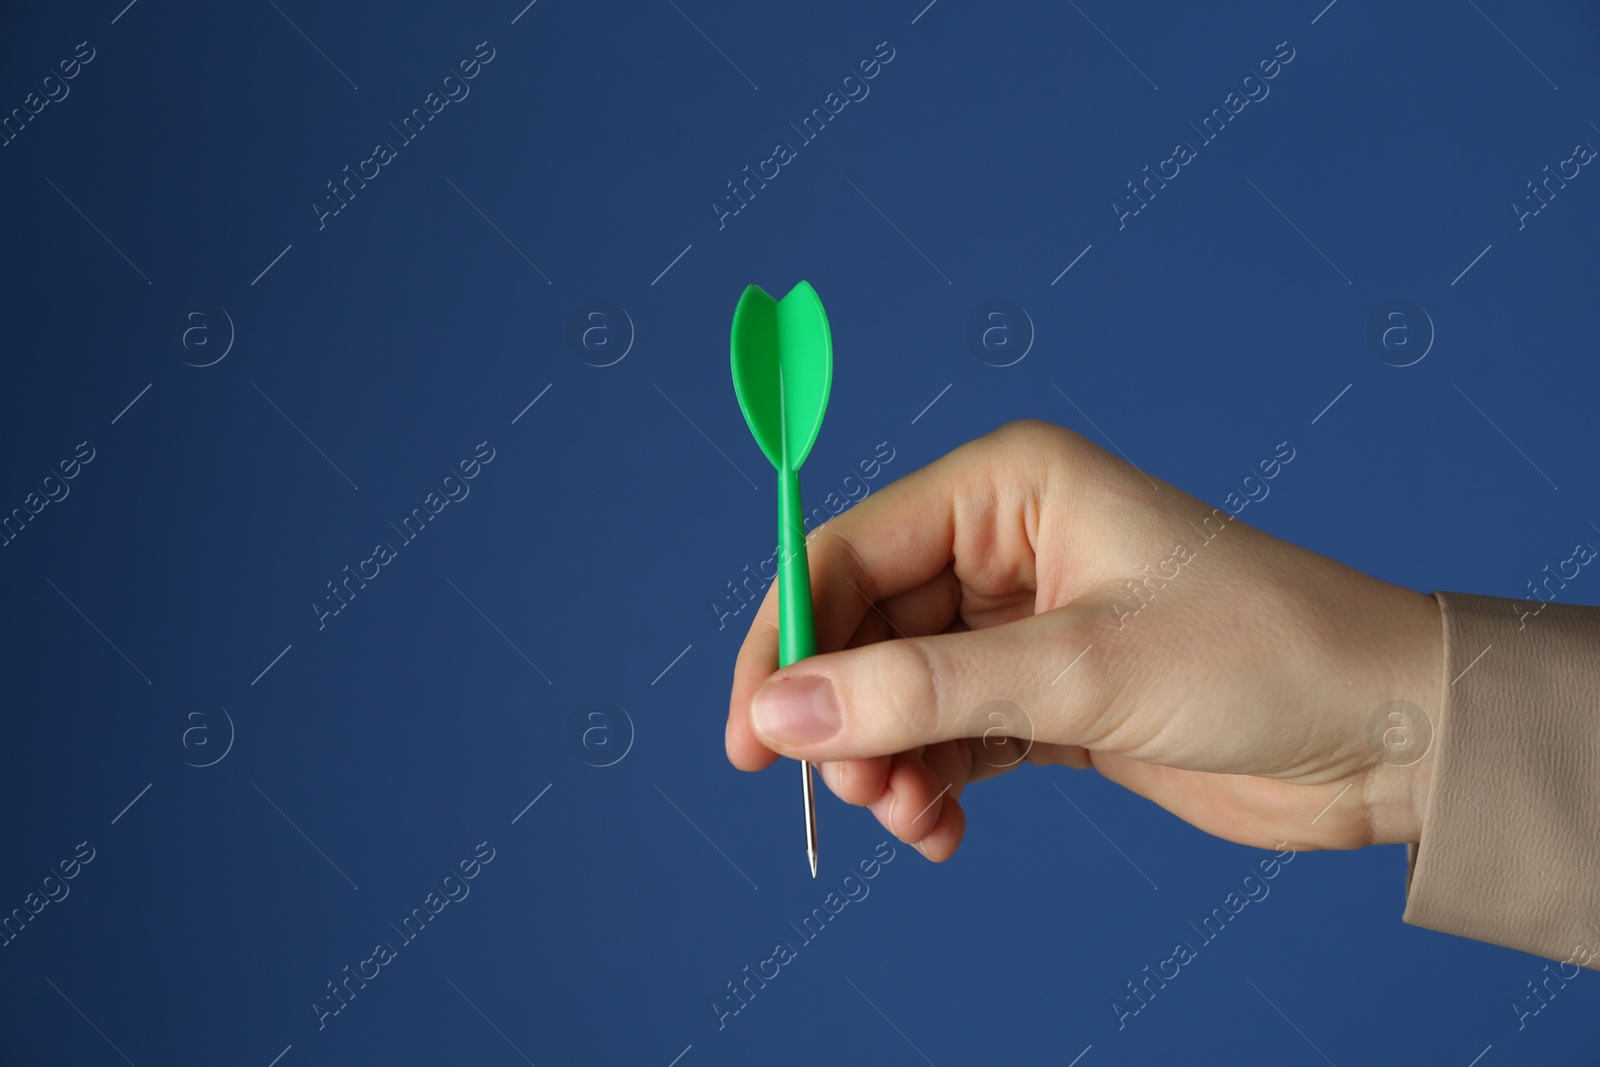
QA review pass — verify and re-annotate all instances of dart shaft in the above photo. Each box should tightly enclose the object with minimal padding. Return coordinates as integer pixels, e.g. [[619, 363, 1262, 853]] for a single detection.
[[776, 466, 816, 666], [777, 465, 819, 876]]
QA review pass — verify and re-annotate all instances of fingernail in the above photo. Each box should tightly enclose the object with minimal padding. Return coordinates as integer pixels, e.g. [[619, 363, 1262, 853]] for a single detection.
[[752, 676, 841, 744]]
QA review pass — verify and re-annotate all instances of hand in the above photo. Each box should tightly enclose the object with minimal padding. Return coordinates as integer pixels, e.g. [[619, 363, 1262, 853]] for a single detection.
[[725, 420, 1443, 861]]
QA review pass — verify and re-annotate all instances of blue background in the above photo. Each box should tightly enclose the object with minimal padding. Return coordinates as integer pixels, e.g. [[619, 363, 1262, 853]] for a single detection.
[[2, 0, 1598, 1063]]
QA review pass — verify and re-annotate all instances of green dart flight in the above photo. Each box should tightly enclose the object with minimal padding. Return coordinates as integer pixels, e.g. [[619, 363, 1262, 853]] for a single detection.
[[730, 279, 833, 878]]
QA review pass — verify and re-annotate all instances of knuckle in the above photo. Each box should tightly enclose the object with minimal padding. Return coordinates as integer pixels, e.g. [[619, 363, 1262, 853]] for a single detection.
[[851, 636, 942, 749], [980, 419, 1086, 500], [988, 418, 1081, 459], [1054, 606, 1126, 746], [826, 526, 880, 606], [740, 616, 780, 665], [804, 530, 886, 651]]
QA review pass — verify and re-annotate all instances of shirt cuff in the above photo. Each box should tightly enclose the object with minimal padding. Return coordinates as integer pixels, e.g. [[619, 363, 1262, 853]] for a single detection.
[[1402, 590, 1600, 971]]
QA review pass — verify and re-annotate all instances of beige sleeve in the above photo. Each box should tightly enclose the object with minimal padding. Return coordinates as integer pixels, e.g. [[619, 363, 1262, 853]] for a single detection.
[[1402, 590, 1600, 971]]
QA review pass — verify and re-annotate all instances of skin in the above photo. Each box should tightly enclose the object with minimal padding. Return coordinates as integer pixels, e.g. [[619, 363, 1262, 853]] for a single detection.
[[725, 419, 1443, 861]]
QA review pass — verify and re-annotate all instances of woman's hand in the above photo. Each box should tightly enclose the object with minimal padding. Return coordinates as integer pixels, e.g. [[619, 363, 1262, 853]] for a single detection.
[[725, 420, 1443, 860]]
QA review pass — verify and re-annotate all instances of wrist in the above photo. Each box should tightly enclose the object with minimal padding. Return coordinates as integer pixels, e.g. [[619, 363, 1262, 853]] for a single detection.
[[1363, 591, 1444, 845]]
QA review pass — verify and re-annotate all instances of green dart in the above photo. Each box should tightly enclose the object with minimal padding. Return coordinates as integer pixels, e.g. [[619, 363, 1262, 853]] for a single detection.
[[730, 279, 833, 878]]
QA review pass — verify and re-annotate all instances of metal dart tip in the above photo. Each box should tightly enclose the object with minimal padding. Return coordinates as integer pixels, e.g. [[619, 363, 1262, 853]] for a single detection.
[[802, 759, 819, 879]]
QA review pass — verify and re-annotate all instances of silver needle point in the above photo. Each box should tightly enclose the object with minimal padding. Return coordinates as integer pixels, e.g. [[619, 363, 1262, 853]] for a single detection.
[[802, 758, 818, 877]]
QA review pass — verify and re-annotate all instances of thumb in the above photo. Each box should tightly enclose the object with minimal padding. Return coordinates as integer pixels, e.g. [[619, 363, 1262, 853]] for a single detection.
[[746, 607, 1100, 762]]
